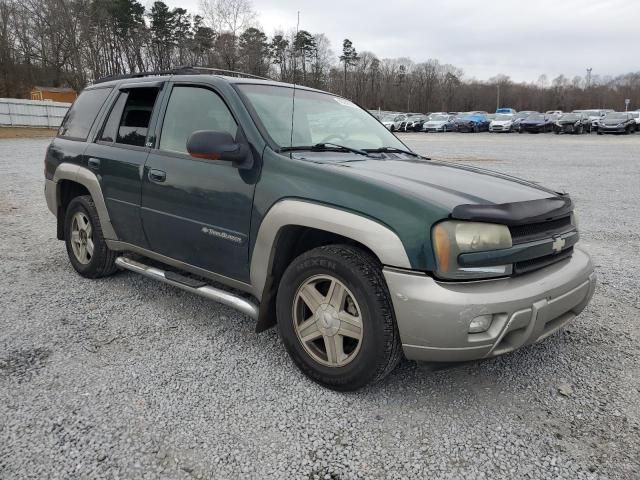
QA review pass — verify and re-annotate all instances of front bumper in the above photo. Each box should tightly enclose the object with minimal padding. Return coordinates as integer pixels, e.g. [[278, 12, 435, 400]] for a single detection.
[[384, 247, 596, 362], [599, 126, 626, 133]]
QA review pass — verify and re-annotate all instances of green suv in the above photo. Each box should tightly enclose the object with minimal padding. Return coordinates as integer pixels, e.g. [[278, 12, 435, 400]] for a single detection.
[[44, 69, 596, 390]]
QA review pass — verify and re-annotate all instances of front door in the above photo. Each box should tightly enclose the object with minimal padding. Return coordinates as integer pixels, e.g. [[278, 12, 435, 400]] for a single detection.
[[140, 84, 256, 282]]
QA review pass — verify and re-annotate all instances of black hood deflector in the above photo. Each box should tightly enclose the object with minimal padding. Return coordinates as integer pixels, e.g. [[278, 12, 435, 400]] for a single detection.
[[451, 195, 573, 226]]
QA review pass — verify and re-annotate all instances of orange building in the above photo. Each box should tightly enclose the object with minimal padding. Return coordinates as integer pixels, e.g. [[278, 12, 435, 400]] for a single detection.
[[30, 86, 77, 103]]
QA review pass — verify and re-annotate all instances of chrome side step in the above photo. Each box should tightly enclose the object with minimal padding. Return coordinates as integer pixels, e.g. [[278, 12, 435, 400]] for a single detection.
[[115, 256, 259, 320]]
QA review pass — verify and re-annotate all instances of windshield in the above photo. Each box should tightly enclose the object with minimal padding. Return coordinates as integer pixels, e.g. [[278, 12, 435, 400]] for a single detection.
[[527, 114, 545, 121], [494, 114, 512, 121], [238, 85, 407, 151], [560, 113, 580, 121], [605, 113, 628, 120]]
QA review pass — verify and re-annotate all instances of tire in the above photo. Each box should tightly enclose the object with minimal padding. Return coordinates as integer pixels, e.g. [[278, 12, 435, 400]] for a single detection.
[[473, 125, 479, 133], [390, 125, 395, 132], [276, 245, 402, 391], [64, 195, 118, 278]]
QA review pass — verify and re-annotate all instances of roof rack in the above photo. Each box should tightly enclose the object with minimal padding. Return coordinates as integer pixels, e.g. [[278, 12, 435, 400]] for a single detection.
[[93, 66, 271, 85]]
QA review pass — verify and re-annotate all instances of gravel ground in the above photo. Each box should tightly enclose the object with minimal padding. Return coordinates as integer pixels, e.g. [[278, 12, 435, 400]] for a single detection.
[[1, 133, 639, 479]]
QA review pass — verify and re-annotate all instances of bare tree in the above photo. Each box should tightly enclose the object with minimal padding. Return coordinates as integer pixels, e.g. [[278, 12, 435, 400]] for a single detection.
[[200, 0, 255, 36]]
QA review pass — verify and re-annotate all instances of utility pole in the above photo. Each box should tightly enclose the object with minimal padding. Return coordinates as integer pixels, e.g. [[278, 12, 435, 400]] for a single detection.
[[586, 67, 592, 107]]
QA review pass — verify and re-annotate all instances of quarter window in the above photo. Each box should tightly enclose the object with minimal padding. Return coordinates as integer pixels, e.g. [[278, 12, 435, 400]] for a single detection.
[[160, 86, 237, 154], [59, 88, 111, 140]]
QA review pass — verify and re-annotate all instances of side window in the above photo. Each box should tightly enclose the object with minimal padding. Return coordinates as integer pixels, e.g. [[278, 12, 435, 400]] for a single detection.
[[115, 88, 159, 147], [99, 92, 128, 142], [59, 88, 111, 140], [159, 86, 237, 154]]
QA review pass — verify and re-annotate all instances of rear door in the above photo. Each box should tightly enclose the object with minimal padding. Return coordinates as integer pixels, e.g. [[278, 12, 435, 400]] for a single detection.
[[85, 83, 164, 247], [140, 82, 256, 281]]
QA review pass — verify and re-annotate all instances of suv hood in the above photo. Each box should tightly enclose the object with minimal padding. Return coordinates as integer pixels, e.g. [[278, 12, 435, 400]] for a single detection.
[[330, 157, 558, 211]]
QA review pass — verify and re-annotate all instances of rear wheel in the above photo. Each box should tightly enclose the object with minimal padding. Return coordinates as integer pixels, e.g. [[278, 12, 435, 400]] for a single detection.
[[276, 245, 402, 391], [64, 195, 117, 278]]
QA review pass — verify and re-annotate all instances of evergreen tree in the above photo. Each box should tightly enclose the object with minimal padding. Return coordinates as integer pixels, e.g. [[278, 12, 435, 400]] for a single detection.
[[339, 38, 358, 96]]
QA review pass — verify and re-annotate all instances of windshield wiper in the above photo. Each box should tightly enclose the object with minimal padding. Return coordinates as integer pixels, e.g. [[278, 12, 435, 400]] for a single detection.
[[281, 143, 373, 158], [364, 147, 429, 159]]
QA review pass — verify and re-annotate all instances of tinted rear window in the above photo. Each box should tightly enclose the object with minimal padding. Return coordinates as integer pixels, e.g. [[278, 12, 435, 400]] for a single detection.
[[59, 88, 111, 140]]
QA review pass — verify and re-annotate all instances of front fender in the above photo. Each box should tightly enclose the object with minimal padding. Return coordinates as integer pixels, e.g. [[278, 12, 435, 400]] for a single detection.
[[249, 199, 412, 300]]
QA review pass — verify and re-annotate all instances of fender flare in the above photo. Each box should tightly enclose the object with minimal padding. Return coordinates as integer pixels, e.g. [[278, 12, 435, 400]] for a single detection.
[[249, 199, 412, 300], [50, 163, 118, 240]]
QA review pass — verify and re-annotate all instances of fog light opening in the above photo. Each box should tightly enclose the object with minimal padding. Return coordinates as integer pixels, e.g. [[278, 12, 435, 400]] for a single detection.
[[469, 314, 493, 334]]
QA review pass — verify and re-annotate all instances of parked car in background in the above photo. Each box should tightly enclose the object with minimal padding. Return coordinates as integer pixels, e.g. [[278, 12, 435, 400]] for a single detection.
[[489, 113, 516, 133], [577, 110, 606, 131], [496, 108, 517, 114], [454, 113, 490, 132], [519, 113, 555, 133], [512, 111, 538, 132], [554, 112, 592, 134], [546, 110, 563, 116], [597, 112, 637, 134], [409, 114, 429, 131], [629, 111, 640, 129], [399, 114, 424, 132], [422, 114, 457, 132], [381, 114, 406, 132]]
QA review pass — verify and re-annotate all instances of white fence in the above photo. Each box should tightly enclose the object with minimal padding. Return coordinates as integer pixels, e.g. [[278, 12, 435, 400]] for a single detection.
[[0, 98, 71, 128]]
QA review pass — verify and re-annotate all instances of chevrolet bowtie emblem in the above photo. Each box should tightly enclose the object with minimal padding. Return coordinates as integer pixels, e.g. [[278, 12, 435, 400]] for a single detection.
[[551, 237, 566, 254]]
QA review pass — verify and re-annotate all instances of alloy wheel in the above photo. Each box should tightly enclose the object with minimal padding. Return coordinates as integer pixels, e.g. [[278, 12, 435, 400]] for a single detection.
[[70, 211, 94, 264], [292, 274, 363, 367]]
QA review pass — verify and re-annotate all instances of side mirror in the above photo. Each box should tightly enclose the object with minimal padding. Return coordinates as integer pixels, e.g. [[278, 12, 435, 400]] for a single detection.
[[187, 130, 249, 164]]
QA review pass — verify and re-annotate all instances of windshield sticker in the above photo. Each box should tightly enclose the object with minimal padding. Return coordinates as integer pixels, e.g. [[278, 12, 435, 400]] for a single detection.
[[334, 97, 357, 108]]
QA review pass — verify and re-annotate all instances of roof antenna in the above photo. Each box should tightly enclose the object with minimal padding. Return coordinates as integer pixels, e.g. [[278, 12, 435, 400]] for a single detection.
[[289, 10, 300, 149]]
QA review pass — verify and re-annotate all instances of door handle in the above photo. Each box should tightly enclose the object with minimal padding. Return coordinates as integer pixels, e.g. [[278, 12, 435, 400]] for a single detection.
[[148, 169, 166, 183], [88, 157, 100, 170]]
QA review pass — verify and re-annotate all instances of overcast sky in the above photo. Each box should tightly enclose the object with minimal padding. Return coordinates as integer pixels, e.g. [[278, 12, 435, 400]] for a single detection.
[[161, 0, 636, 83]]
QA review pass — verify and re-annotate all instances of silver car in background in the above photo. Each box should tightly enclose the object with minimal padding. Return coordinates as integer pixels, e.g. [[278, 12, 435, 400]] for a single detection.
[[422, 114, 457, 132], [489, 113, 516, 133]]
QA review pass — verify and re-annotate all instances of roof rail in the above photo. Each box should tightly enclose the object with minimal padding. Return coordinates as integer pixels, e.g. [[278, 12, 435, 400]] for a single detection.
[[93, 66, 271, 85]]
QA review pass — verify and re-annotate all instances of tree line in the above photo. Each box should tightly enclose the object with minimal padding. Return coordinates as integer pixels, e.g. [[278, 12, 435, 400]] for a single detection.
[[1, 0, 638, 112]]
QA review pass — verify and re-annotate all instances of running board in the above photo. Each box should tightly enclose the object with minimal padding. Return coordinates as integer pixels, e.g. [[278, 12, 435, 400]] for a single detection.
[[115, 256, 259, 320]]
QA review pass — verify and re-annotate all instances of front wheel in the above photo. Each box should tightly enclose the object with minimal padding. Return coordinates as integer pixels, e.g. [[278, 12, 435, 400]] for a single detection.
[[64, 195, 118, 278], [276, 245, 402, 391]]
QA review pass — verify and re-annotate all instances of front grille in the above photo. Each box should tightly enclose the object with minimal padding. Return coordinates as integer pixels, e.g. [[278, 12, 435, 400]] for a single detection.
[[514, 247, 574, 275], [509, 215, 573, 244]]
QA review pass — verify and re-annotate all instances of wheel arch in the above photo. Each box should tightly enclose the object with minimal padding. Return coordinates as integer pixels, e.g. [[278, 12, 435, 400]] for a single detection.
[[50, 164, 117, 240], [251, 199, 411, 332]]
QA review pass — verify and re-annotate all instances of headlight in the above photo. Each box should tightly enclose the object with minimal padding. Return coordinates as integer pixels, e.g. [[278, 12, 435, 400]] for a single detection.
[[432, 221, 512, 280]]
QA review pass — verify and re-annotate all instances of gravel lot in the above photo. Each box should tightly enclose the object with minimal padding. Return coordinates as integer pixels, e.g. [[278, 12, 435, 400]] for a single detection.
[[1, 133, 639, 479]]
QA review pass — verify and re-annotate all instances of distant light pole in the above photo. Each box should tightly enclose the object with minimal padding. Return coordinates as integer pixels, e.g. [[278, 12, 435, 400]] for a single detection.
[[586, 67, 592, 106], [496, 84, 500, 111]]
